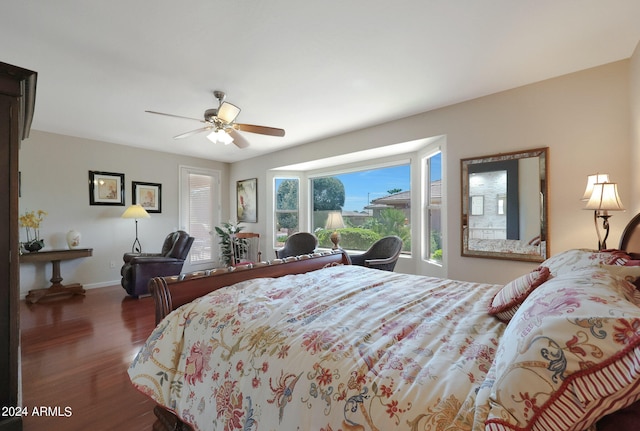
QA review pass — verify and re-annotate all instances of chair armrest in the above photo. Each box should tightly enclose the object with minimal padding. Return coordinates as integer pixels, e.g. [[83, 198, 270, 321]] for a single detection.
[[364, 256, 396, 267], [123, 252, 162, 263], [128, 256, 184, 265]]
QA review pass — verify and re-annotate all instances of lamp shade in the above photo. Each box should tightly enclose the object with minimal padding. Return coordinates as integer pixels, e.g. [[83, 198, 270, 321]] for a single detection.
[[121, 204, 150, 219], [582, 173, 610, 200], [584, 183, 625, 212], [217, 102, 241, 124], [325, 211, 345, 230]]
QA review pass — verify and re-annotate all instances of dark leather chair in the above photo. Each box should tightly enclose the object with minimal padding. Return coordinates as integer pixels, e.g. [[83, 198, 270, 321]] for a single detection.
[[275, 232, 318, 259], [349, 236, 403, 271], [121, 230, 194, 297]]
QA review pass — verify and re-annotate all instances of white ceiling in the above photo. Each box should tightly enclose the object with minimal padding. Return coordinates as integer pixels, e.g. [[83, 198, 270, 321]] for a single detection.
[[3, 1, 640, 163]]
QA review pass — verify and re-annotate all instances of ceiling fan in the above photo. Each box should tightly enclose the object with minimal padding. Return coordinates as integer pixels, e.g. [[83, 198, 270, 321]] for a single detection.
[[146, 91, 285, 149]]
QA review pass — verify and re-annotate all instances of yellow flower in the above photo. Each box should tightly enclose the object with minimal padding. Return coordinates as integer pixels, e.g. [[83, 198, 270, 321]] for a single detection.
[[19, 210, 47, 242]]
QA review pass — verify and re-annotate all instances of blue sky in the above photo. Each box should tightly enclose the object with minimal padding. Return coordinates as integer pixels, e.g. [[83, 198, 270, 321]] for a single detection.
[[336, 165, 411, 212], [337, 154, 442, 211], [336, 153, 442, 212], [276, 154, 442, 213]]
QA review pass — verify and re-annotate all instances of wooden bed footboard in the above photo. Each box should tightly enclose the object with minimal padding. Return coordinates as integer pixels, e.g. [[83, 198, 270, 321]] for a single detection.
[[146, 250, 351, 431], [149, 250, 351, 324]]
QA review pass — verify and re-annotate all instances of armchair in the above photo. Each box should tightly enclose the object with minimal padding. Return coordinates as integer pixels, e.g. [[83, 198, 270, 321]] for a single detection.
[[121, 230, 194, 297], [349, 235, 403, 271], [275, 232, 318, 259]]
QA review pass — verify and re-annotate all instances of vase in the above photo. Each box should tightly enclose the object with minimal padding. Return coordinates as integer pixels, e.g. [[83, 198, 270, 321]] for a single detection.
[[66, 230, 81, 249], [24, 239, 44, 253]]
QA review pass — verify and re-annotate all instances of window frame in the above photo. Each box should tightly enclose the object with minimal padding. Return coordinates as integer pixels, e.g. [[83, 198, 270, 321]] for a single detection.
[[422, 148, 443, 265], [268, 136, 447, 275], [273, 176, 301, 247]]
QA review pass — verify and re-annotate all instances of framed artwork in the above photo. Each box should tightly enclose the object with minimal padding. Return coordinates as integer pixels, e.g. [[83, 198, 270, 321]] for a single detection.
[[89, 170, 125, 206], [132, 181, 162, 213], [237, 178, 257, 223], [470, 195, 484, 216]]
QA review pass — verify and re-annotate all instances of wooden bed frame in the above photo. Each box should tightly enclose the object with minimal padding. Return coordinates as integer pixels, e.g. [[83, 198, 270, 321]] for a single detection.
[[147, 250, 351, 430], [149, 249, 351, 324], [143, 222, 640, 431], [619, 211, 640, 259]]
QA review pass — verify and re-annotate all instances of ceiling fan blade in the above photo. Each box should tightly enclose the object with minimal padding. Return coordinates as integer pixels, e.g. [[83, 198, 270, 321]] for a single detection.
[[234, 123, 285, 137], [146, 110, 205, 123], [173, 126, 212, 139], [228, 129, 250, 149]]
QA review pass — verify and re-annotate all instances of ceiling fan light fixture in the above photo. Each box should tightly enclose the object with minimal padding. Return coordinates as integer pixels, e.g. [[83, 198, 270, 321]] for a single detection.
[[207, 129, 234, 145], [217, 102, 241, 124]]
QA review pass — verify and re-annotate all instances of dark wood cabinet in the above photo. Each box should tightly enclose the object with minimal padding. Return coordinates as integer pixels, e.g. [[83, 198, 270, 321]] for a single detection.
[[0, 62, 37, 431]]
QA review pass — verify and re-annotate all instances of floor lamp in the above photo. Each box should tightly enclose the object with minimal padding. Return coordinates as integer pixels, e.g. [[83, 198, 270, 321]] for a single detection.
[[121, 204, 150, 253], [583, 181, 624, 250]]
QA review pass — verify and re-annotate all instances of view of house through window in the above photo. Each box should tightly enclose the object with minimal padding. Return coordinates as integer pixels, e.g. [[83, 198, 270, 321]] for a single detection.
[[311, 164, 411, 253]]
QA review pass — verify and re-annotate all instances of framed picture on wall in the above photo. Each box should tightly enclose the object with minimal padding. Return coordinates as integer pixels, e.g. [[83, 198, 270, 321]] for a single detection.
[[88, 170, 125, 206], [237, 178, 257, 223], [132, 181, 162, 213]]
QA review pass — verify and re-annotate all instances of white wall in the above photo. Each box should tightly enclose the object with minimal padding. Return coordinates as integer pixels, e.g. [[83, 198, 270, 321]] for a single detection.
[[18, 131, 229, 296], [231, 60, 632, 284], [631, 41, 640, 214], [19, 58, 636, 291]]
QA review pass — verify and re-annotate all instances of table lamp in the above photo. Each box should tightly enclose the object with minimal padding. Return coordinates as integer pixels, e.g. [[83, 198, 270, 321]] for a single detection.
[[325, 211, 345, 249], [581, 173, 610, 201], [583, 181, 624, 250], [121, 204, 150, 253]]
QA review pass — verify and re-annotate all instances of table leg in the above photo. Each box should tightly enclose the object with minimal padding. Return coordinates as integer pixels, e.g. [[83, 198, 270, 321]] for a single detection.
[[26, 259, 86, 304]]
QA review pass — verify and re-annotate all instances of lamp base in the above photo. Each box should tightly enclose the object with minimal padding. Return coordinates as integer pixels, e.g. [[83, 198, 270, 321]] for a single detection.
[[131, 237, 142, 253], [330, 230, 341, 250], [598, 214, 611, 250], [131, 219, 142, 253], [593, 210, 612, 250]]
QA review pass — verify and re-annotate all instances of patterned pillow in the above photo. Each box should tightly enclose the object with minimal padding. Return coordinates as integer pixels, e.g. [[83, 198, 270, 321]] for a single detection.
[[488, 266, 550, 322], [486, 269, 640, 431], [540, 248, 629, 276], [598, 264, 640, 303]]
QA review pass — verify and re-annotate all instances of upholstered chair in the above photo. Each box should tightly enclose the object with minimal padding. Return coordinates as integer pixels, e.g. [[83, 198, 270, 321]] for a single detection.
[[275, 232, 318, 259], [349, 235, 403, 271], [121, 230, 194, 297]]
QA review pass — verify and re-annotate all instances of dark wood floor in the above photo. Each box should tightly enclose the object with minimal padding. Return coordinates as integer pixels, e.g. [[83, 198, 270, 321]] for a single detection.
[[20, 285, 158, 430]]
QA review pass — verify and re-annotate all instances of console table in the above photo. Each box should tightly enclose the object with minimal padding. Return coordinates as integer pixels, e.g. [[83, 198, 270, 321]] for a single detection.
[[21, 248, 93, 303]]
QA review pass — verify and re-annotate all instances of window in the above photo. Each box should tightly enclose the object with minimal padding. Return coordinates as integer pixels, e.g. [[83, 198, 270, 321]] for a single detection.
[[179, 166, 220, 271], [424, 151, 442, 263], [310, 164, 411, 252], [274, 177, 299, 247]]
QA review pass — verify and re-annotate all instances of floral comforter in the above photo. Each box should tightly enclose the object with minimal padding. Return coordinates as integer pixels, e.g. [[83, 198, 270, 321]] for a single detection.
[[129, 264, 505, 431]]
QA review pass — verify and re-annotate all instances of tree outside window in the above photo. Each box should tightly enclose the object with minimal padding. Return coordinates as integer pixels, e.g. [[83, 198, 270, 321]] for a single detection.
[[275, 178, 299, 246]]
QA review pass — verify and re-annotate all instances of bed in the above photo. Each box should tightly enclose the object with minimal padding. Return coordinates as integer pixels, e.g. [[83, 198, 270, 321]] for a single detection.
[[129, 237, 640, 431]]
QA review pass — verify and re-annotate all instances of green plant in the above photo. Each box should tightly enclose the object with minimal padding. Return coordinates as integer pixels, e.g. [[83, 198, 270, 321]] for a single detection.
[[214, 222, 246, 267], [361, 208, 411, 251], [430, 230, 442, 261], [316, 228, 381, 250], [431, 249, 443, 261]]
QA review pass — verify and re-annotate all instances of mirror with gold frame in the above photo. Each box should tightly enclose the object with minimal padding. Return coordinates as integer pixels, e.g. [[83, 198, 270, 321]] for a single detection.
[[461, 147, 549, 262]]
